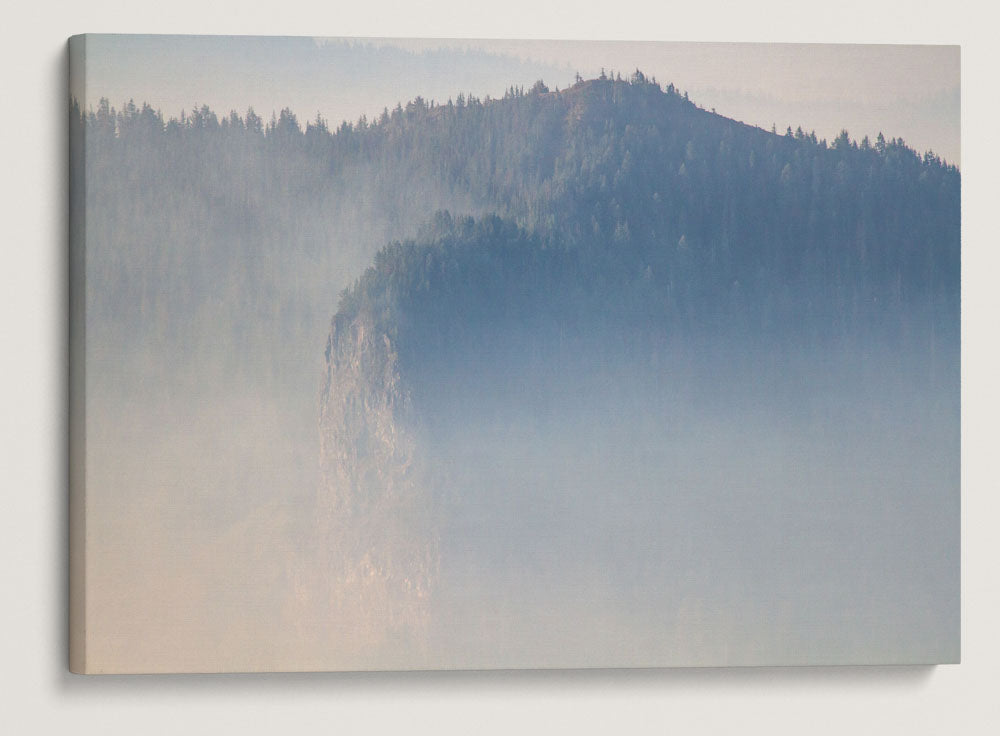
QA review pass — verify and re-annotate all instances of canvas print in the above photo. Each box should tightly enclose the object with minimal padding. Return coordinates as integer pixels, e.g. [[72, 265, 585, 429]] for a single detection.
[[68, 36, 960, 673]]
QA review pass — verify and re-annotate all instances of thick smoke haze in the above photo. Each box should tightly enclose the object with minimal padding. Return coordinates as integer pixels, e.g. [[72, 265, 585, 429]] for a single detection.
[[417, 338, 958, 667]]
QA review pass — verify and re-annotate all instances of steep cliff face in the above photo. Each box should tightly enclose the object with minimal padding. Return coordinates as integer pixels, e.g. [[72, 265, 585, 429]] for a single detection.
[[316, 308, 437, 653]]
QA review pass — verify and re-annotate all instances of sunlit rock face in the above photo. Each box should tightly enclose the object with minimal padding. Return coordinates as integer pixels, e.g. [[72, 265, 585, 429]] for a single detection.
[[317, 307, 438, 657]]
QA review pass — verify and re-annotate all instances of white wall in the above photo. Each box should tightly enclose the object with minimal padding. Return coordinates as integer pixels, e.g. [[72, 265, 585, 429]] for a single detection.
[[2, 1, 997, 733]]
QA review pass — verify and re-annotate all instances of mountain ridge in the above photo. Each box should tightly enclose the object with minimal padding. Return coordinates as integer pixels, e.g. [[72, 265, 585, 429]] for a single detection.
[[313, 75, 959, 650]]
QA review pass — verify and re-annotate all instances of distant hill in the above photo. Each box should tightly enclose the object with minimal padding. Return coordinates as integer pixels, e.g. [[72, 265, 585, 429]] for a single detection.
[[328, 74, 959, 377]]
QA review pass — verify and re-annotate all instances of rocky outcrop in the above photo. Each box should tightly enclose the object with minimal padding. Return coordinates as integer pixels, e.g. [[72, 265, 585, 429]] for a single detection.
[[316, 308, 437, 653]]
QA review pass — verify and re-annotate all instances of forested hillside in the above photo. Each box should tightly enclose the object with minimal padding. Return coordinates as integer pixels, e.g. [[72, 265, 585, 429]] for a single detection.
[[73, 73, 959, 388], [321, 74, 959, 403]]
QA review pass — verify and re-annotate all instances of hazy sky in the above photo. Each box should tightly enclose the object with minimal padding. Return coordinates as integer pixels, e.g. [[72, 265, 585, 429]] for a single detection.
[[80, 35, 960, 164]]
